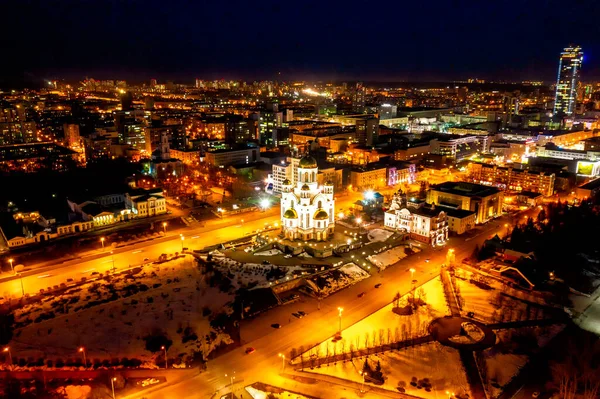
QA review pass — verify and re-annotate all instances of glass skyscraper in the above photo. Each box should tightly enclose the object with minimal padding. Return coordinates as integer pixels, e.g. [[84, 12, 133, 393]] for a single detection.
[[553, 45, 583, 115]]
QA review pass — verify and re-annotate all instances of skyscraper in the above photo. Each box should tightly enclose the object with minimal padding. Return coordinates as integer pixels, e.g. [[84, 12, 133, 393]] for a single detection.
[[553, 45, 583, 115]]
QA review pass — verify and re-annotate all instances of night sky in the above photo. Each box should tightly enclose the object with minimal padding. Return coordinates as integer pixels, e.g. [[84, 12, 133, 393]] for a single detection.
[[1, 0, 599, 85]]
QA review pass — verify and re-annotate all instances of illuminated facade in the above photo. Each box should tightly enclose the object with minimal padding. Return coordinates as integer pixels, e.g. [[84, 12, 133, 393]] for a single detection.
[[384, 191, 448, 246], [428, 182, 503, 224], [553, 45, 583, 115], [468, 163, 555, 197], [280, 155, 335, 241]]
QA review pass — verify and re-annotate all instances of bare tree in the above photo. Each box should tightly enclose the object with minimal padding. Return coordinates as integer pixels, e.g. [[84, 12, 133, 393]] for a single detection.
[[552, 363, 577, 399], [364, 332, 370, 351]]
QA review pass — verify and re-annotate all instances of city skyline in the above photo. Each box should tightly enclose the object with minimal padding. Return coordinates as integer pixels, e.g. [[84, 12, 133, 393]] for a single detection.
[[1, 1, 599, 87]]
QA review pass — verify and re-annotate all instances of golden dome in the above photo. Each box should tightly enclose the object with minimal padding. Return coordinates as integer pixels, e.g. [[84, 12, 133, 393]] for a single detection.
[[313, 209, 329, 220], [282, 178, 292, 185], [301, 184, 310, 190], [298, 155, 317, 168], [283, 208, 298, 219]]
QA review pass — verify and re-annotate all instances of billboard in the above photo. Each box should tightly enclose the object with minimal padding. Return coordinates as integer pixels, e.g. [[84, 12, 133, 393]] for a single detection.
[[576, 161, 600, 177]]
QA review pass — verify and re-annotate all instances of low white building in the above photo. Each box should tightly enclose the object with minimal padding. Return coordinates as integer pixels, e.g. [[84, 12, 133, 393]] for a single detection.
[[126, 189, 167, 218], [384, 191, 448, 246]]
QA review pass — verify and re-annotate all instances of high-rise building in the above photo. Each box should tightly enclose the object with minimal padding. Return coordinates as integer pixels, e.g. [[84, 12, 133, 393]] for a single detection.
[[63, 124, 81, 148], [553, 45, 583, 115], [352, 82, 366, 113], [356, 117, 379, 146]]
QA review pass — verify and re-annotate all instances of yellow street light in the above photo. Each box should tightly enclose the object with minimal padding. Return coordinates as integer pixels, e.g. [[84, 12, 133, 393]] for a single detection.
[[337, 307, 344, 332], [100, 237, 105, 250], [8, 258, 14, 274]]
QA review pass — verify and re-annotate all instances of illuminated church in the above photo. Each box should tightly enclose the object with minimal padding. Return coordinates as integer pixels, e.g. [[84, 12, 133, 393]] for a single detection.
[[281, 155, 335, 241]]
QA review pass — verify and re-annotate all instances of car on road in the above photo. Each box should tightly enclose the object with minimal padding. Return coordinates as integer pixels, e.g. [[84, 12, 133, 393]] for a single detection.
[[271, 323, 281, 329], [358, 292, 366, 298], [141, 378, 160, 387], [298, 310, 307, 316], [292, 312, 302, 319], [245, 347, 256, 354], [425, 258, 430, 262], [375, 283, 382, 288], [143, 258, 149, 262], [284, 254, 292, 258], [532, 392, 540, 398]]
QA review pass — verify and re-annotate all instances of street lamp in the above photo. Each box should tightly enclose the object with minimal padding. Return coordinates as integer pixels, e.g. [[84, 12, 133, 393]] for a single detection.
[[225, 372, 235, 399], [359, 370, 366, 393], [111, 377, 117, 399], [79, 347, 87, 367], [162, 222, 167, 233], [278, 353, 286, 372], [504, 223, 509, 237], [3, 347, 12, 366], [8, 258, 14, 274], [100, 237, 105, 250], [337, 307, 344, 333], [161, 345, 168, 369], [410, 268, 416, 280], [180, 235, 185, 251]]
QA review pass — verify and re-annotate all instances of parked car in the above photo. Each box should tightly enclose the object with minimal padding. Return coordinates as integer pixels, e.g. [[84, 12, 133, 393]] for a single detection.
[[375, 283, 382, 288], [292, 312, 302, 319], [358, 292, 366, 298], [245, 347, 256, 354], [298, 310, 307, 316], [271, 323, 281, 329]]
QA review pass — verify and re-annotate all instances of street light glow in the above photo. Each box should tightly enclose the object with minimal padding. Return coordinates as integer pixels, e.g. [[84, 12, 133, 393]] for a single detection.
[[260, 199, 270, 209]]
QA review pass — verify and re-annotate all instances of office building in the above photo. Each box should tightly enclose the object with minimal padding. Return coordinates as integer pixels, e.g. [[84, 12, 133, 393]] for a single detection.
[[356, 117, 378, 146], [378, 104, 397, 120], [205, 146, 259, 167], [430, 135, 489, 161], [468, 163, 555, 197], [553, 45, 583, 115], [350, 164, 387, 190], [428, 182, 503, 224]]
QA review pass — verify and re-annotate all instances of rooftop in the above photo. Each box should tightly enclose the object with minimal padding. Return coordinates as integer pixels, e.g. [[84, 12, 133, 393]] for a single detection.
[[579, 178, 600, 190], [431, 181, 501, 197]]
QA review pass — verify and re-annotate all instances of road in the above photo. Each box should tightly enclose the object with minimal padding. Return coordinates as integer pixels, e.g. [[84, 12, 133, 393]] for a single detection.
[[127, 215, 523, 399], [0, 193, 363, 300]]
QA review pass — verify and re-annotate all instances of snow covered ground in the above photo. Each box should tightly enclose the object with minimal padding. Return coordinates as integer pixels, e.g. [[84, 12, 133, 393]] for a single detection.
[[9, 256, 234, 367], [307, 342, 470, 399], [367, 229, 393, 243], [245, 384, 312, 399], [367, 245, 420, 270], [210, 256, 307, 290], [254, 249, 283, 256], [303, 276, 449, 357], [305, 263, 370, 297], [454, 277, 547, 324]]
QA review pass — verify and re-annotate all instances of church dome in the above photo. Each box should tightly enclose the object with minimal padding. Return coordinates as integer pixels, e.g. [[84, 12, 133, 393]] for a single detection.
[[325, 180, 334, 186], [301, 184, 310, 191], [298, 155, 317, 168], [313, 209, 329, 220], [282, 178, 292, 186], [283, 208, 298, 219]]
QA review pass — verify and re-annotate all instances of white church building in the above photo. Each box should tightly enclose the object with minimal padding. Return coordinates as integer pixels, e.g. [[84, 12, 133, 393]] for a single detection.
[[384, 190, 448, 246], [280, 155, 335, 241]]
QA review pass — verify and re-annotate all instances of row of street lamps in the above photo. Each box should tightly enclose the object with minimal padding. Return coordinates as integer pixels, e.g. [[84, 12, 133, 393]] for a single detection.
[[99, 221, 170, 251]]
